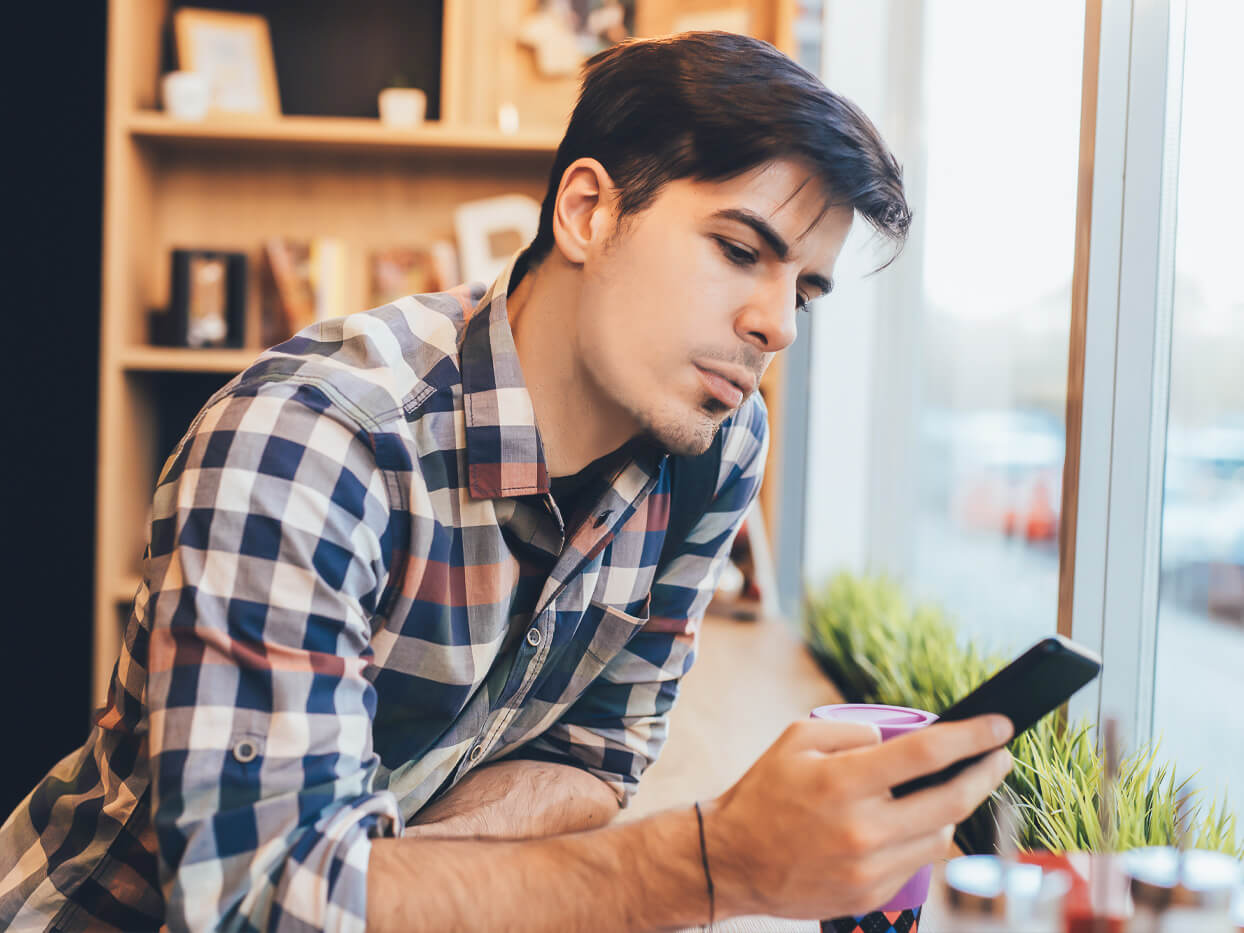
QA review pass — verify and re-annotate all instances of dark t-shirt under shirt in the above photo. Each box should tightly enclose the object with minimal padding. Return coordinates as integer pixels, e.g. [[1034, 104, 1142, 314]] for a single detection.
[[549, 453, 609, 534]]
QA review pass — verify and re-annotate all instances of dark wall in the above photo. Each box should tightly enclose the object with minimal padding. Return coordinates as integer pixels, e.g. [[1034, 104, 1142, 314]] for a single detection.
[[4, 7, 106, 813], [1, 3, 446, 816]]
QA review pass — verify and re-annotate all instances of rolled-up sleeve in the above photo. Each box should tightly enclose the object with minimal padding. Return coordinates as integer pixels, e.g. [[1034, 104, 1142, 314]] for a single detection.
[[505, 395, 770, 806], [143, 379, 402, 932]]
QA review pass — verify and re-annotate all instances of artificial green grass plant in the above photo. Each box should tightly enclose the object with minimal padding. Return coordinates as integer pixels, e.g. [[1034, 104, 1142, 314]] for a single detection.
[[803, 571, 1242, 858]]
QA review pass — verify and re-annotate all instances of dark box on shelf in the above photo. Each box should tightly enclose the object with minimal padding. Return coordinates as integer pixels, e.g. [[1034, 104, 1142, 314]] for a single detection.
[[150, 249, 248, 348]]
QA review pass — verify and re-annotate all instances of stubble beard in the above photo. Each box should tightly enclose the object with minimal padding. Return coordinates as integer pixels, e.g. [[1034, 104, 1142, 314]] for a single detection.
[[583, 346, 731, 457], [632, 395, 729, 457]]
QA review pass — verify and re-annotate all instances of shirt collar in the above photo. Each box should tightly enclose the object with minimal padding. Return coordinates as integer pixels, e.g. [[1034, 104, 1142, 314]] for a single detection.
[[459, 249, 669, 502], [460, 249, 551, 500]]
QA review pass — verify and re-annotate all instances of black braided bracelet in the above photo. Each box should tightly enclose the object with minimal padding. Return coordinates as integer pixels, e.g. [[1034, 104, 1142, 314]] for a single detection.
[[693, 801, 715, 930]]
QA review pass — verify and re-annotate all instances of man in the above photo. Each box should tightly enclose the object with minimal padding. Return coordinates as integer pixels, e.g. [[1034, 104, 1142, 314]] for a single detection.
[[1, 32, 1013, 931]]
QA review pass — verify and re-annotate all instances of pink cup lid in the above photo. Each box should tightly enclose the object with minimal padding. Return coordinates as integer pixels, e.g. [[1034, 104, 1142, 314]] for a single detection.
[[810, 703, 938, 742]]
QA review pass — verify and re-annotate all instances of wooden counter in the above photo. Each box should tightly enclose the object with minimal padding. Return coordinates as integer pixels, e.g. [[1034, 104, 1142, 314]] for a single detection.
[[623, 610, 842, 822]]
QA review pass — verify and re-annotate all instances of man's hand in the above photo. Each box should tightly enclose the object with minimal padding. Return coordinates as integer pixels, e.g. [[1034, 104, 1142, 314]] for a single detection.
[[701, 714, 1014, 920], [406, 759, 620, 840]]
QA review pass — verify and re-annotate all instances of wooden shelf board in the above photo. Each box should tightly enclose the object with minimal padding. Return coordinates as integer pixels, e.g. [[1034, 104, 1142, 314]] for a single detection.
[[115, 576, 142, 604], [119, 346, 256, 373], [126, 112, 563, 157]]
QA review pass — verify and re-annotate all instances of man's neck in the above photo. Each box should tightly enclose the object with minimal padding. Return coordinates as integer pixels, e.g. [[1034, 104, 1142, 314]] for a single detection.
[[505, 253, 638, 478]]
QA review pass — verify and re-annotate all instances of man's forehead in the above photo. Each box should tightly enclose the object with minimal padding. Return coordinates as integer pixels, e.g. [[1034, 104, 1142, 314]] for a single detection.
[[687, 162, 836, 235]]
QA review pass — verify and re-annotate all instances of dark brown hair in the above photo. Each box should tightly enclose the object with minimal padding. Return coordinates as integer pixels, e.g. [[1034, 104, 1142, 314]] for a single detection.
[[522, 31, 911, 270]]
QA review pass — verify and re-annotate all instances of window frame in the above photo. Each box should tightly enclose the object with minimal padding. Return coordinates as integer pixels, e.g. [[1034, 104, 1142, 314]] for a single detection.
[[1065, 0, 1187, 750]]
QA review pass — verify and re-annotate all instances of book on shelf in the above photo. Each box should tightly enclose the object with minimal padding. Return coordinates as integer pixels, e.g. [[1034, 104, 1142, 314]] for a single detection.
[[261, 236, 348, 345], [367, 241, 460, 308]]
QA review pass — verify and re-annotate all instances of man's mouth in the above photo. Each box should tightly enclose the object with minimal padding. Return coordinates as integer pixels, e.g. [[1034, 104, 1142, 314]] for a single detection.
[[694, 363, 754, 409]]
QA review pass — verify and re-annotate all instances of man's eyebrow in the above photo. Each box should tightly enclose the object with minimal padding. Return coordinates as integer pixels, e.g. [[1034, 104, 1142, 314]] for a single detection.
[[711, 208, 834, 297]]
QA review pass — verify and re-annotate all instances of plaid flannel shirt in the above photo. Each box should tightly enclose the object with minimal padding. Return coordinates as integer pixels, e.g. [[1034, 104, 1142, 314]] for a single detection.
[[0, 251, 768, 932]]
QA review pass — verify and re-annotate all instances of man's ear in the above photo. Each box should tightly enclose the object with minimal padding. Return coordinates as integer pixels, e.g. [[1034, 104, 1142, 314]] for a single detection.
[[551, 158, 617, 266]]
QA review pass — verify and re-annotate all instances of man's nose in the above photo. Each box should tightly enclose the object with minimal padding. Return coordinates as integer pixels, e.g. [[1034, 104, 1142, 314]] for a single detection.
[[735, 280, 798, 354]]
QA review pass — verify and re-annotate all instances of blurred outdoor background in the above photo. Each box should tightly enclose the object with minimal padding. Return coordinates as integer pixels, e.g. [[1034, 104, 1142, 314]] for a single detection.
[[801, 0, 1241, 810]]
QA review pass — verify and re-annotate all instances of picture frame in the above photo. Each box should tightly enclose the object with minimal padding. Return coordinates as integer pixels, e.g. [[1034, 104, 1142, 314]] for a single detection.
[[173, 8, 281, 117], [453, 194, 541, 285], [571, 0, 636, 56], [368, 241, 460, 308]]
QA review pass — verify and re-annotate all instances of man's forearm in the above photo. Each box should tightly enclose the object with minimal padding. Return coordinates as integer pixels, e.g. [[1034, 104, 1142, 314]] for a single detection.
[[369, 803, 730, 933], [406, 759, 620, 840]]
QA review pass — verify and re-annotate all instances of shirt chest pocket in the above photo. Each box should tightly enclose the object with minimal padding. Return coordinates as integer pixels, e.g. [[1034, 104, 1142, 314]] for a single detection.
[[537, 596, 651, 703], [582, 595, 650, 666]]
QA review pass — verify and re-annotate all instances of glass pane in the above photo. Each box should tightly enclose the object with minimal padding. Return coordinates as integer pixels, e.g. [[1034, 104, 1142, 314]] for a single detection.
[[1152, 0, 1244, 810], [804, 2, 1083, 657], [791, 0, 824, 71], [911, 4, 1083, 655]]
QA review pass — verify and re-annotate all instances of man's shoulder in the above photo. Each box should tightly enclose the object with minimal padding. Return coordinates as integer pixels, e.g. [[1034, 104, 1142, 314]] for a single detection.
[[232, 286, 486, 429]]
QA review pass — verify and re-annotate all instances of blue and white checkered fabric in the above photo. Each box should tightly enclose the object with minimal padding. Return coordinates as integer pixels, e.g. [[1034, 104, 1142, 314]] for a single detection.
[[0, 250, 768, 931]]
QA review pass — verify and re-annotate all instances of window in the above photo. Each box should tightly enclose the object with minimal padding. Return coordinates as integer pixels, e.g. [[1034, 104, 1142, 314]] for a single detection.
[[801, 1, 1084, 656], [1151, 0, 1244, 806], [795, 0, 1240, 819]]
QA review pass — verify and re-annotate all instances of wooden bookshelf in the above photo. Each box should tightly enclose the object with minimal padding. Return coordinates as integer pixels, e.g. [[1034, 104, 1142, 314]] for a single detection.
[[119, 346, 257, 373], [94, 0, 799, 707], [127, 111, 564, 158]]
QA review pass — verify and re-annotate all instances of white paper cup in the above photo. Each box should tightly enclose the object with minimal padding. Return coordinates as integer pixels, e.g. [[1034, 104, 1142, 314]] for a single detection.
[[161, 71, 209, 121], [378, 88, 427, 127]]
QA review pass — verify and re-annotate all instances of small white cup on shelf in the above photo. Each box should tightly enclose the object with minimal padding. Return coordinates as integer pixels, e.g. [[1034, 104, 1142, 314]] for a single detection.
[[378, 87, 427, 128], [497, 102, 520, 135], [161, 71, 209, 121]]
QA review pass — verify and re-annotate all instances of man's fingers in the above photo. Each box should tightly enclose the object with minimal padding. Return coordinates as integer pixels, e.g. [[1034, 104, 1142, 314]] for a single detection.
[[885, 747, 1014, 834], [841, 715, 1012, 794], [835, 747, 1013, 850], [840, 823, 956, 910], [782, 718, 884, 756]]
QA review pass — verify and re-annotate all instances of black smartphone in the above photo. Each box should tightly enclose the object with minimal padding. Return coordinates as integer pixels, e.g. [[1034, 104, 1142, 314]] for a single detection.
[[890, 634, 1102, 798]]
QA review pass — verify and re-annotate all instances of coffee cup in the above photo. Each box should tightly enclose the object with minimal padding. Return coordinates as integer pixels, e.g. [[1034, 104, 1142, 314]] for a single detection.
[[810, 704, 939, 933], [161, 71, 209, 121]]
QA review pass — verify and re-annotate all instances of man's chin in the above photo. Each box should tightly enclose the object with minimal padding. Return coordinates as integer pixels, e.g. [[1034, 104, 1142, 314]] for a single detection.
[[645, 409, 722, 458]]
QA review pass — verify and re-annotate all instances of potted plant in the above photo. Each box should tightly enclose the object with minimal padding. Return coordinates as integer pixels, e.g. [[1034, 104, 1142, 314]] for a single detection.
[[803, 572, 1242, 858]]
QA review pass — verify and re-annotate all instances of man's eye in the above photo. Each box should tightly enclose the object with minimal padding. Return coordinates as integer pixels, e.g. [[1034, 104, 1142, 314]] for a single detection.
[[714, 237, 756, 267], [714, 236, 813, 312]]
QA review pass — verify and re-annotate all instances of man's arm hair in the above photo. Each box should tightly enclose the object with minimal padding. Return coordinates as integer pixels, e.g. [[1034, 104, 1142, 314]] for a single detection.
[[406, 759, 619, 840], [369, 804, 723, 932]]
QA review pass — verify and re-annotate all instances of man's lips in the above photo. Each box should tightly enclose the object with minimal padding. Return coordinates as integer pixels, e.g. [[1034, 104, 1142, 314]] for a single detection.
[[694, 363, 756, 408]]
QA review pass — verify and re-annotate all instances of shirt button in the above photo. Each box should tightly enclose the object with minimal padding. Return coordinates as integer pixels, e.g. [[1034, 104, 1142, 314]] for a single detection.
[[232, 739, 260, 764], [593, 510, 613, 528], [469, 744, 484, 763], [525, 627, 542, 647]]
